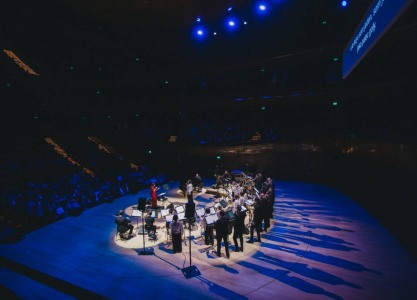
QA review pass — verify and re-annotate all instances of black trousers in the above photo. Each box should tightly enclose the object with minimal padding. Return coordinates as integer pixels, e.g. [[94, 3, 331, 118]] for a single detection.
[[233, 230, 244, 250], [187, 193, 193, 203], [216, 234, 230, 257], [126, 224, 134, 235], [172, 233, 182, 253], [250, 222, 261, 241], [205, 226, 214, 245]]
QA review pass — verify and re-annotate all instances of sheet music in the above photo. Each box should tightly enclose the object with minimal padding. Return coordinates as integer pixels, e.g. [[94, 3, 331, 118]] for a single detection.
[[205, 213, 218, 225], [209, 206, 216, 214], [178, 212, 185, 220], [175, 205, 185, 214], [150, 210, 157, 218], [160, 208, 170, 217], [131, 209, 141, 217], [196, 207, 205, 217], [165, 215, 173, 222]]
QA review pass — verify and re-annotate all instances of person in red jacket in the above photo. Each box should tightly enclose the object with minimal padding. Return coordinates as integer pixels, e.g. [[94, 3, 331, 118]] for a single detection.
[[150, 182, 159, 209]]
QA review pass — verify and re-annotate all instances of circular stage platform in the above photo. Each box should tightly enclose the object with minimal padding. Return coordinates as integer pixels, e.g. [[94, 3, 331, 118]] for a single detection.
[[113, 187, 263, 263]]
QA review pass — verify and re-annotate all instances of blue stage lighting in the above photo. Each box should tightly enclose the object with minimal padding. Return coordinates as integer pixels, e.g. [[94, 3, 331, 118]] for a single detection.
[[196, 17, 201, 22], [227, 7, 233, 11], [255, 2, 269, 15], [192, 25, 208, 40], [341, 1, 347, 7], [224, 15, 240, 32]]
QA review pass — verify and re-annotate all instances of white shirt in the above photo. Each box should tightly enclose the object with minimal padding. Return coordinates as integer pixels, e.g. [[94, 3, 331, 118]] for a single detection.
[[186, 183, 193, 195]]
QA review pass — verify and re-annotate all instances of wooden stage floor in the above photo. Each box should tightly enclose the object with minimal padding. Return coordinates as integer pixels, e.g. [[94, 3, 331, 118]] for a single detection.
[[1, 180, 416, 299]]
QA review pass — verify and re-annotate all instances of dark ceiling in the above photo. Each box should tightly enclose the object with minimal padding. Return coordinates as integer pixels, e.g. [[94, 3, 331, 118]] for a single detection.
[[1, 1, 372, 74], [1, 0, 416, 114]]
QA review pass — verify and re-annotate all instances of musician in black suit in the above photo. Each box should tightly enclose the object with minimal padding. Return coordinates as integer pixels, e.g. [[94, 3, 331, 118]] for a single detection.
[[259, 192, 270, 232], [214, 210, 230, 258], [170, 214, 184, 253], [115, 210, 134, 237], [233, 205, 246, 252], [145, 211, 157, 233], [266, 178, 275, 218], [193, 173, 203, 192], [254, 172, 264, 191], [201, 207, 214, 246], [247, 197, 262, 243]]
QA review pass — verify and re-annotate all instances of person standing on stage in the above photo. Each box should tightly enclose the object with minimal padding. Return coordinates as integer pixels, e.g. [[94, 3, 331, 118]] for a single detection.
[[194, 173, 203, 192], [186, 179, 194, 203], [215, 210, 230, 258], [201, 207, 214, 246], [170, 214, 184, 253], [233, 205, 246, 252], [247, 197, 262, 243], [266, 178, 275, 218], [259, 192, 270, 232], [150, 182, 159, 209], [254, 172, 263, 192]]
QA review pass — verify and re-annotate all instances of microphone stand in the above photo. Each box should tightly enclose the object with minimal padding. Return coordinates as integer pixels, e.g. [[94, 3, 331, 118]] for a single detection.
[[181, 216, 200, 279], [138, 210, 153, 255]]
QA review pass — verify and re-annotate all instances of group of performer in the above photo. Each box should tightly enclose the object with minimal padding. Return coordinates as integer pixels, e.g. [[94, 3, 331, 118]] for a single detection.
[[168, 169, 276, 257], [115, 169, 275, 258]]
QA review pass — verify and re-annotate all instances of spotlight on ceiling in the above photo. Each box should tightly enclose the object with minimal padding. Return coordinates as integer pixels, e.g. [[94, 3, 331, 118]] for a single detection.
[[193, 25, 207, 40], [224, 16, 239, 32], [255, 2, 269, 16], [341, 1, 348, 7]]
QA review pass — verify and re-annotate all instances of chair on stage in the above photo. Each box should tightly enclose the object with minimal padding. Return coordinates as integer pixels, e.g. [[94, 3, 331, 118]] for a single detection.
[[145, 224, 157, 241], [116, 224, 130, 241]]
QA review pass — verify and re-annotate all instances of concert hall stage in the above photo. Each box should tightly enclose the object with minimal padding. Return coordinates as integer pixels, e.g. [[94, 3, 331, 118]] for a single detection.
[[1, 180, 416, 299]]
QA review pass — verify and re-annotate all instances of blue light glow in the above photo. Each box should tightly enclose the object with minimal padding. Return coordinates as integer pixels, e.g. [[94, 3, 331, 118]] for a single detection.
[[255, 2, 269, 15], [341, 1, 347, 7], [193, 25, 208, 40], [224, 16, 239, 32]]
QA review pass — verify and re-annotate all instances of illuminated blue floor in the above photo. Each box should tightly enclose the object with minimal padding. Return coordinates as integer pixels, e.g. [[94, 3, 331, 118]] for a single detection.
[[1, 181, 416, 299]]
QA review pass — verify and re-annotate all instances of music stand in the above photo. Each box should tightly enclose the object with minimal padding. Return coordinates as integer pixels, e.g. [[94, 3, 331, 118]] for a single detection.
[[195, 207, 205, 218], [160, 208, 170, 217], [138, 208, 153, 256], [219, 199, 227, 208], [209, 206, 216, 215], [205, 213, 218, 225], [131, 208, 141, 233], [181, 204, 200, 279]]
